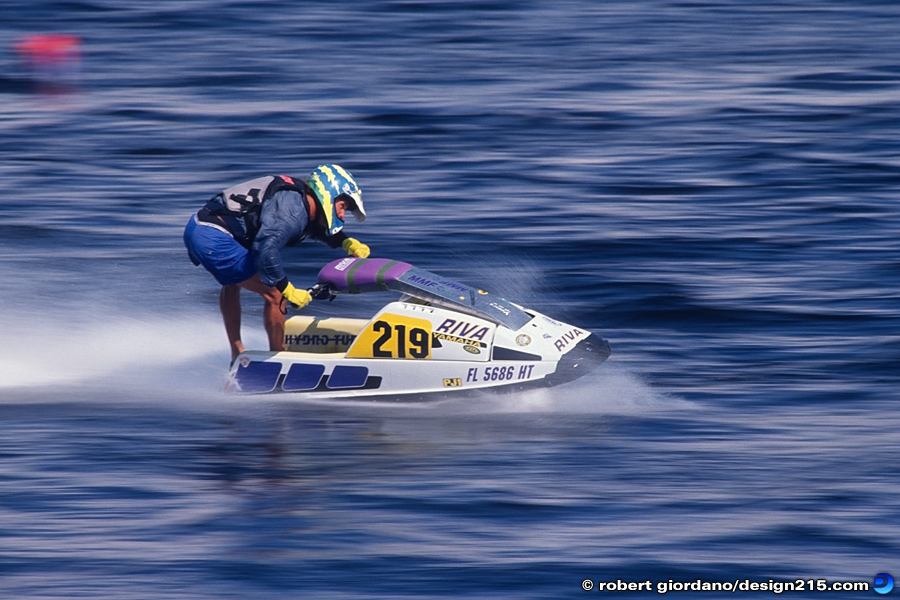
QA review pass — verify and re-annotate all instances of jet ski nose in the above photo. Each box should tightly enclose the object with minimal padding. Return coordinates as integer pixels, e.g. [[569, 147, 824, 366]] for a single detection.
[[548, 333, 611, 386]]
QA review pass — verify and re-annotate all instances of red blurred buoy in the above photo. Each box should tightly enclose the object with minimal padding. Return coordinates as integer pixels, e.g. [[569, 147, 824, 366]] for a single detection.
[[14, 34, 82, 91], [15, 34, 82, 63]]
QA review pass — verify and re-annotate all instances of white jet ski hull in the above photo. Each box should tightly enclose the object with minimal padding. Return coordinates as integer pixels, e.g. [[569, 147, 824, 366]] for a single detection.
[[226, 258, 610, 400]]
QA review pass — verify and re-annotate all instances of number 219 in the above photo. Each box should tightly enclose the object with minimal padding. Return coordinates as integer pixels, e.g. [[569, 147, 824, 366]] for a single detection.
[[372, 321, 430, 358]]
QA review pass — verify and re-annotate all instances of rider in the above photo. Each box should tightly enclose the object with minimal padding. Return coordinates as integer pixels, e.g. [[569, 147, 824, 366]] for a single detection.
[[183, 164, 370, 363]]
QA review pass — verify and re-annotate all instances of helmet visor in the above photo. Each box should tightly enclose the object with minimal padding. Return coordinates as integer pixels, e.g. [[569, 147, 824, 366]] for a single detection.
[[338, 191, 366, 223]]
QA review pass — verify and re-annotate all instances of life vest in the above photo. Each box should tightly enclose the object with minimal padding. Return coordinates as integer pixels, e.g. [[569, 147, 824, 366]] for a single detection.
[[202, 175, 308, 247]]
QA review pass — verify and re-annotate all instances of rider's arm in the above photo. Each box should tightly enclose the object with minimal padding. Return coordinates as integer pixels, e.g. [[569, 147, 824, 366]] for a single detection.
[[252, 191, 309, 289]]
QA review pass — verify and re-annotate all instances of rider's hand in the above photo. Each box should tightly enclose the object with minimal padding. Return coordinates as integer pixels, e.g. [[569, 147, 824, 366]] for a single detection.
[[281, 282, 312, 309], [342, 237, 370, 258]]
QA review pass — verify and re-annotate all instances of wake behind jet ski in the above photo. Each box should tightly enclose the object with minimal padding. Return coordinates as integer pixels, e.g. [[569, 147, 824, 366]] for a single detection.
[[226, 258, 610, 400]]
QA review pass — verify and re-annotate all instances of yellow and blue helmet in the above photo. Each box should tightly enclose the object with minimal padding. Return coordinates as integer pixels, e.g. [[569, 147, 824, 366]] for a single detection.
[[306, 164, 366, 236]]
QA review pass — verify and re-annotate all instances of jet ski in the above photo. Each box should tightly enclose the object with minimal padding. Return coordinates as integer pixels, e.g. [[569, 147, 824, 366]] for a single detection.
[[226, 257, 610, 399]]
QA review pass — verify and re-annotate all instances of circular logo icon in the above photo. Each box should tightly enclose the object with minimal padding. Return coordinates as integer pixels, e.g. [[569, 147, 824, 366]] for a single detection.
[[875, 573, 894, 595], [463, 345, 481, 355], [515, 334, 532, 347]]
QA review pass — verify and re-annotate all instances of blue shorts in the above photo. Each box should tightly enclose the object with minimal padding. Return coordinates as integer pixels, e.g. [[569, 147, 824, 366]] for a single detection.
[[183, 215, 257, 286]]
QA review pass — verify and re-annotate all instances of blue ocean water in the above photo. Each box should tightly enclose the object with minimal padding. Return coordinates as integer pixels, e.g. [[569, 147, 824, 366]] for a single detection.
[[1, 1, 898, 598]]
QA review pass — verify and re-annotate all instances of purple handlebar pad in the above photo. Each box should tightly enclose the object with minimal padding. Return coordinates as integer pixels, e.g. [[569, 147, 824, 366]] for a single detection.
[[317, 258, 413, 294]]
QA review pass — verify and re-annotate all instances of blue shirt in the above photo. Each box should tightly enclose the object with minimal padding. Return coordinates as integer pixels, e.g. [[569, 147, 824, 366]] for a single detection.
[[252, 190, 311, 287], [251, 189, 347, 288]]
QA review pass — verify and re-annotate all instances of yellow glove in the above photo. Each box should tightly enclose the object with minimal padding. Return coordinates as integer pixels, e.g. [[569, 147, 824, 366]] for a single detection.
[[342, 237, 370, 258], [281, 282, 311, 309]]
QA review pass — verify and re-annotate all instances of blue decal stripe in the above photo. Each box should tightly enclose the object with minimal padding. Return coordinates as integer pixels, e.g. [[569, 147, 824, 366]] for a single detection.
[[282, 363, 326, 391], [326, 365, 369, 389], [235, 361, 282, 394]]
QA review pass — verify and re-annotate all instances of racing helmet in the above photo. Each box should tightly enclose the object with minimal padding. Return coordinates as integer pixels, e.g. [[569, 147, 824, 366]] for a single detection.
[[306, 164, 366, 236]]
